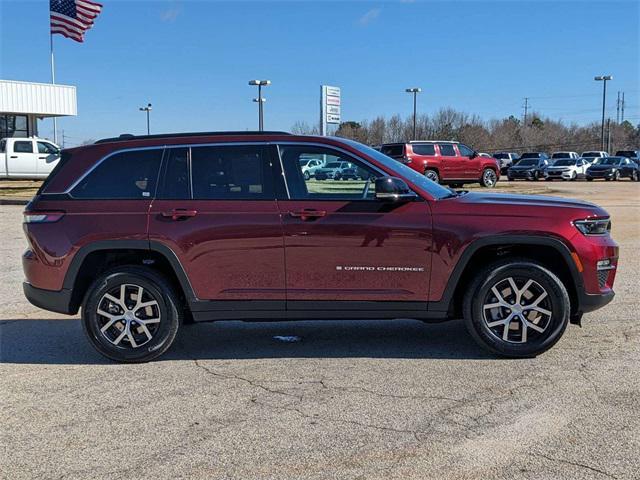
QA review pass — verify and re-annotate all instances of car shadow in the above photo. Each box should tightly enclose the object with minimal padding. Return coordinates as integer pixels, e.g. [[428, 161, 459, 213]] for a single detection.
[[0, 318, 494, 365]]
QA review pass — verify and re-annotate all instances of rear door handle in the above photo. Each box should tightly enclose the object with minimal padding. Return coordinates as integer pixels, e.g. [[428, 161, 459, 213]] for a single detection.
[[289, 209, 326, 221], [161, 208, 198, 221]]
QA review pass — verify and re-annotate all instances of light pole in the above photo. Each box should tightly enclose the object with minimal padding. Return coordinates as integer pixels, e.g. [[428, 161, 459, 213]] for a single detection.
[[405, 88, 421, 140], [594, 76, 612, 150], [249, 80, 271, 131], [139, 103, 152, 135]]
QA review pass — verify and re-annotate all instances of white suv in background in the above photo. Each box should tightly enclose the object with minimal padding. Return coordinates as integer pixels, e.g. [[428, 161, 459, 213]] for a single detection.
[[550, 151, 580, 164], [545, 157, 589, 181], [299, 157, 324, 180], [581, 151, 608, 166]]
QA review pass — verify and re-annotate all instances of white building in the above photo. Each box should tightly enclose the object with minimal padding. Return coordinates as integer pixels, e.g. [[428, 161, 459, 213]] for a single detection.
[[0, 79, 77, 139]]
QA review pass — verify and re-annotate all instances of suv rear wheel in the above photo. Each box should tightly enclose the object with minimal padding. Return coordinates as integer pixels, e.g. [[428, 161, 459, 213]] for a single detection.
[[480, 168, 497, 188], [463, 259, 570, 357], [82, 266, 181, 363], [424, 169, 439, 183]]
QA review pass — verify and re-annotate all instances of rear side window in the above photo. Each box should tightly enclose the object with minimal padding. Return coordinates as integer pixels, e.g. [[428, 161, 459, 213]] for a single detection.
[[190, 145, 272, 200], [71, 149, 163, 199], [381, 145, 405, 157], [438, 144, 456, 156], [411, 144, 436, 156], [14, 141, 33, 153], [159, 147, 190, 199]]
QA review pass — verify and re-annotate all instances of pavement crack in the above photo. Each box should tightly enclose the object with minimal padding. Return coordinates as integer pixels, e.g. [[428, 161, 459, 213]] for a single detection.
[[531, 453, 618, 479]]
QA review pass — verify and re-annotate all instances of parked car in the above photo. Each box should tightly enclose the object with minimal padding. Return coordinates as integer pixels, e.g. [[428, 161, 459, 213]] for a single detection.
[[507, 157, 549, 181], [614, 150, 640, 160], [478, 152, 492, 158], [493, 152, 519, 174], [299, 157, 324, 180], [23, 131, 618, 362], [586, 156, 639, 181], [581, 151, 608, 165], [519, 152, 550, 161], [544, 158, 589, 181], [550, 152, 580, 162], [0, 137, 60, 179], [314, 161, 353, 180], [379, 141, 500, 188]]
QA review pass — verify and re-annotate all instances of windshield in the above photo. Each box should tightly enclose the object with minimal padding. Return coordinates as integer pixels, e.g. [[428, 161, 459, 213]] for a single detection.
[[616, 151, 636, 157], [552, 153, 571, 159], [338, 138, 454, 200], [516, 159, 539, 166], [597, 157, 622, 165], [325, 162, 341, 168], [520, 153, 539, 159], [582, 152, 600, 157], [553, 159, 576, 166], [493, 153, 509, 159]]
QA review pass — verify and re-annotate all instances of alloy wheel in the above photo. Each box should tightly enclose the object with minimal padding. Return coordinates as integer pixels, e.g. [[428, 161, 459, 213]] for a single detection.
[[483, 169, 497, 187], [425, 170, 439, 182], [482, 276, 552, 343], [96, 284, 161, 348]]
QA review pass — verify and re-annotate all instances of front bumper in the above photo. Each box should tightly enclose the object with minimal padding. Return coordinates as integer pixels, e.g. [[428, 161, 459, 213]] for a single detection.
[[586, 170, 614, 179], [546, 170, 572, 180], [579, 290, 615, 314], [23, 282, 76, 315], [508, 170, 536, 179]]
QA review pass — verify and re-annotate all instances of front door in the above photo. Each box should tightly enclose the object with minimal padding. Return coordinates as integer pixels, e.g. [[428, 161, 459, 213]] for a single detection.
[[36, 141, 60, 175], [148, 144, 285, 306], [458, 143, 481, 179], [276, 144, 433, 310]]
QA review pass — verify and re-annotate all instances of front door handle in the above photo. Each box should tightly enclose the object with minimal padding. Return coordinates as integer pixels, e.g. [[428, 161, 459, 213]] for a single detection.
[[289, 209, 327, 221], [10, 155, 17, 159], [161, 208, 198, 221]]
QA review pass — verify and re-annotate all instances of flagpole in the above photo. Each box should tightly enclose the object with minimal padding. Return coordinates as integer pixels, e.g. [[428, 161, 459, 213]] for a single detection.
[[50, 32, 58, 144]]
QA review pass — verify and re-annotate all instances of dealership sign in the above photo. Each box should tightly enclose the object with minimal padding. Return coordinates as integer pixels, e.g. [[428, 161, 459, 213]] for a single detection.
[[320, 85, 341, 135]]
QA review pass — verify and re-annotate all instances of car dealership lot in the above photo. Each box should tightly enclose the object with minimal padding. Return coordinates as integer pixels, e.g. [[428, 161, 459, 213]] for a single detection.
[[1, 181, 639, 479]]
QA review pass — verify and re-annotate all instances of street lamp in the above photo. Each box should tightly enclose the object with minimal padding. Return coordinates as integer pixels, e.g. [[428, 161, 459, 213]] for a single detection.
[[249, 80, 271, 131], [405, 88, 421, 140], [139, 103, 152, 135], [594, 76, 612, 150]]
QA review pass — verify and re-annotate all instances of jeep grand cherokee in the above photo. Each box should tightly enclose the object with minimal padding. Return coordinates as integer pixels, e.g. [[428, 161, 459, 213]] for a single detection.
[[23, 132, 618, 362]]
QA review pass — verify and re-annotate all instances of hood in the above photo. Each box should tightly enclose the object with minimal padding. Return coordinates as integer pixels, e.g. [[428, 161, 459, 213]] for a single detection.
[[510, 165, 539, 170], [547, 165, 572, 170], [454, 192, 599, 210]]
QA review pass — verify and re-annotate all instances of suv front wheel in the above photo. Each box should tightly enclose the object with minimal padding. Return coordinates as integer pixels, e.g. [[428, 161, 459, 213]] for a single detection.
[[480, 168, 498, 188], [463, 260, 570, 357], [424, 169, 440, 183], [82, 266, 182, 363]]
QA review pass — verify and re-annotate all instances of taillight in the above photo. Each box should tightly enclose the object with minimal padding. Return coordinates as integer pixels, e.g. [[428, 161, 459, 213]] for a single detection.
[[23, 211, 64, 223]]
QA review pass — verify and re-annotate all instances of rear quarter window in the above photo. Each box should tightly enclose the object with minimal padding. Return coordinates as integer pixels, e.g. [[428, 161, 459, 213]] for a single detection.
[[381, 145, 405, 157], [71, 149, 163, 199]]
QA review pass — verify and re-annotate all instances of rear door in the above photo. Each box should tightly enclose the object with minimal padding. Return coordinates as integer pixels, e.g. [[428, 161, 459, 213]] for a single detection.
[[276, 143, 433, 309], [8, 140, 37, 176], [148, 144, 285, 307], [437, 143, 463, 178]]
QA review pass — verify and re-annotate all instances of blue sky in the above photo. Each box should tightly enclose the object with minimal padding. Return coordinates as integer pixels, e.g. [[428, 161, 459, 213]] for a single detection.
[[1, 0, 638, 145]]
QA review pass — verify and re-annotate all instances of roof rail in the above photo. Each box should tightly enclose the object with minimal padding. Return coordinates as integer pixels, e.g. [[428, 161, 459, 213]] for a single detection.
[[94, 131, 292, 144]]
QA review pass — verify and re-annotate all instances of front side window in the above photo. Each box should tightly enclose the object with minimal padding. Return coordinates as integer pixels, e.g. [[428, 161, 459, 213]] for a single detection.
[[458, 144, 475, 157], [72, 149, 163, 199], [14, 141, 33, 153], [190, 145, 272, 200], [279, 145, 379, 200], [37, 142, 58, 154], [438, 144, 456, 156]]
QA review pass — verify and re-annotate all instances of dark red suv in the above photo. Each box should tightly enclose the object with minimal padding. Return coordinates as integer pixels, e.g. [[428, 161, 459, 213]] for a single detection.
[[23, 132, 617, 362], [380, 141, 500, 187]]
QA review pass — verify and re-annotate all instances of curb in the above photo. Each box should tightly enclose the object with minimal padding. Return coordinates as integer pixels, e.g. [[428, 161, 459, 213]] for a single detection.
[[0, 198, 29, 206]]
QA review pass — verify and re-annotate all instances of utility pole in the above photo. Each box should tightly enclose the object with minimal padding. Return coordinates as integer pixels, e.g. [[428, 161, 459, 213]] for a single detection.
[[616, 91, 621, 123], [405, 87, 421, 140], [522, 97, 529, 126], [606, 118, 611, 153], [594, 75, 612, 151], [621, 92, 625, 122], [139, 103, 152, 135]]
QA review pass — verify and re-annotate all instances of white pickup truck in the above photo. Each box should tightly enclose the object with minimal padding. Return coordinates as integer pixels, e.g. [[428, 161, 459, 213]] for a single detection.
[[1, 137, 61, 179]]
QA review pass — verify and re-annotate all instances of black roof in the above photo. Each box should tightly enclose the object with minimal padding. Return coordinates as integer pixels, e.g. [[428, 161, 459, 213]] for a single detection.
[[95, 131, 291, 144]]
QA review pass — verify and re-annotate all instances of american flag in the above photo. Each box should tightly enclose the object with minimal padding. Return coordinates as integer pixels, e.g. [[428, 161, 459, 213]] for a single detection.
[[50, 0, 103, 43]]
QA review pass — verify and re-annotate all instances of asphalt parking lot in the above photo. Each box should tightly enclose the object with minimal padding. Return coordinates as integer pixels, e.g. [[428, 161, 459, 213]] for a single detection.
[[1, 180, 639, 480]]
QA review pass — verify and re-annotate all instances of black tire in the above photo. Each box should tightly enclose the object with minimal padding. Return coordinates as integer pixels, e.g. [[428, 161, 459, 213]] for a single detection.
[[480, 168, 497, 188], [424, 169, 440, 183], [635, 171, 640, 182], [82, 266, 182, 363], [613, 170, 620, 181], [463, 259, 570, 358], [533, 171, 540, 181], [587, 177, 594, 181]]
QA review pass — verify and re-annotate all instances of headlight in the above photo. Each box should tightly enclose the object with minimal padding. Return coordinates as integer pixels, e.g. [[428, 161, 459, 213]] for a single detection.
[[573, 218, 611, 236]]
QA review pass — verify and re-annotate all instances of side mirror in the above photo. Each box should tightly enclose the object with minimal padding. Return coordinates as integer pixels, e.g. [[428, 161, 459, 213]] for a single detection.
[[375, 177, 418, 202], [469, 151, 478, 159]]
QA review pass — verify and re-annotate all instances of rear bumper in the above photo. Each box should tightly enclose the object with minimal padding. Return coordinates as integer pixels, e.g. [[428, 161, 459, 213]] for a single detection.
[[23, 282, 76, 315]]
